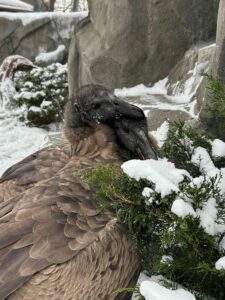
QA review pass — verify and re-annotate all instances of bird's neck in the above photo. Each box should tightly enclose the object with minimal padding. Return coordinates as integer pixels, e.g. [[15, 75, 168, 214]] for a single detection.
[[64, 124, 122, 163]]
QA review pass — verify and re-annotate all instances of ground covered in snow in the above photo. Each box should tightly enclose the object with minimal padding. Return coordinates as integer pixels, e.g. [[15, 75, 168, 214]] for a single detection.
[[0, 108, 62, 176]]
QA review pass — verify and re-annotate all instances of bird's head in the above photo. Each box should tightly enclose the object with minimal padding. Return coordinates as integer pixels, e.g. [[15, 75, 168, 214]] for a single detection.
[[65, 84, 157, 160]]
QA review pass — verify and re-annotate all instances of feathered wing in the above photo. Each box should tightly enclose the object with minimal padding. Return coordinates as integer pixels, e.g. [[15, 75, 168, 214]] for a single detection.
[[0, 143, 71, 202], [0, 162, 112, 300]]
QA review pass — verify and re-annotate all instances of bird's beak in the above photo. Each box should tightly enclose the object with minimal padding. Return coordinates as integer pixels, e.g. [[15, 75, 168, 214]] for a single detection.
[[115, 98, 144, 120], [134, 128, 158, 160]]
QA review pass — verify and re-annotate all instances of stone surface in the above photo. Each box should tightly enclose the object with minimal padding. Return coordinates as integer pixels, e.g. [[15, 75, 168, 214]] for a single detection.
[[147, 109, 190, 131], [0, 12, 86, 65], [199, 0, 225, 140], [122, 94, 192, 132], [167, 43, 215, 100], [68, 0, 219, 95]]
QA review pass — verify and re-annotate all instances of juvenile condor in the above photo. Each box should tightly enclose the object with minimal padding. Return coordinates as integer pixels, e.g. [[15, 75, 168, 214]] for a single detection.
[[0, 84, 157, 300]]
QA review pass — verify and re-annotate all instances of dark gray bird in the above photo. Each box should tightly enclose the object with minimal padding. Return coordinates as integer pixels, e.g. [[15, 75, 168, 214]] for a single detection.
[[0, 84, 157, 300]]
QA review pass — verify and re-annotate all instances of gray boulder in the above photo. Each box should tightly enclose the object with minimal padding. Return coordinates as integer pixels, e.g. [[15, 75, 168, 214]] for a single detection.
[[69, 0, 219, 95], [0, 12, 87, 65], [199, 0, 225, 140]]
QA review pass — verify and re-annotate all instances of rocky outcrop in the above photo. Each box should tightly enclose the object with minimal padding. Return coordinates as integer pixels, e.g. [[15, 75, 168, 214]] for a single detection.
[[0, 12, 87, 64], [68, 0, 219, 95], [166, 43, 215, 115], [212, 0, 225, 82], [167, 43, 215, 98], [199, 0, 225, 140]]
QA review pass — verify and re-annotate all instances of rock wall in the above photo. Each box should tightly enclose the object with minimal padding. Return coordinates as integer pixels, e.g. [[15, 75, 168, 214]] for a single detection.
[[167, 42, 215, 116], [68, 0, 219, 95], [199, 0, 225, 140], [0, 12, 87, 64]]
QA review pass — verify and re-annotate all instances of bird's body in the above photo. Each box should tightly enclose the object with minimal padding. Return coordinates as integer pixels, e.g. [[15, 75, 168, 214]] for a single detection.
[[0, 143, 71, 203], [0, 85, 156, 300]]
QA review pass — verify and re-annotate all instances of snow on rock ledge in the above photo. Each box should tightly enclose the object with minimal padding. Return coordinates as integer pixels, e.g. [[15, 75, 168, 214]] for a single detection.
[[0, 12, 88, 64], [166, 43, 215, 100], [35, 45, 66, 65]]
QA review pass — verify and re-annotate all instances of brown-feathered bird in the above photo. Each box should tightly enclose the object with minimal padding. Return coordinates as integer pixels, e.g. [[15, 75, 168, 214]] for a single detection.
[[0, 84, 157, 300]]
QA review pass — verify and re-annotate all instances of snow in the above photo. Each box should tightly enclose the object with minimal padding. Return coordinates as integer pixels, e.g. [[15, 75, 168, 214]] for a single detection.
[[201, 43, 216, 50], [41, 100, 52, 108], [211, 139, 225, 158], [215, 257, 225, 270], [0, 110, 49, 176], [0, 0, 32, 12], [140, 281, 196, 300], [160, 255, 173, 265], [14, 91, 46, 100], [142, 187, 154, 198], [122, 158, 190, 197], [115, 61, 207, 107], [167, 146, 225, 235], [0, 78, 15, 107], [191, 146, 225, 195], [0, 58, 63, 176], [168, 62, 208, 104], [142, 187, 155, 204], [151, 121, 169, 148], [171, 198, 196, 219], [196, 198, 218, 236], [29, 106, 41, 112], [189, 176, 204, 188], [167, 147, 225, 236], [191, 147, 218, 177], [35, 45, 66, 65], [0, 12, 88, 26], [114, 79, 168, 98]]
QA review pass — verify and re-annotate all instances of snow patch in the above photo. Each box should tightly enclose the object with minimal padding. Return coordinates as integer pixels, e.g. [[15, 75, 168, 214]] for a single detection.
[[0, 114, 49, 176], [35, 45, 66, 65], [0, 12, 88, 26], [140, 281, 196, 300], [29, 106, 41, 113], [151, 121, 169, 148], [14, 91, 46, 100], [122, 158, 190, 197], [196, 198, 218, 236], [160, 255, 173, 265], [191, 147, 218, 177], [211, 139, 225, 158], [215, 257, 225, 270], [114, 79, 168, 98], [168, 62, 208, 104], [171, 198, 196, 219]]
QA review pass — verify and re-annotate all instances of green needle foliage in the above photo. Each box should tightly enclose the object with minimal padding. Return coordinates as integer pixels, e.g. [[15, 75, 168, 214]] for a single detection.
[[161, 121, 212, 177], [85, 121, 225, 299], [84, 164, 167, 264], [10, 63, 68, 126], [204, 73, 225, 119]]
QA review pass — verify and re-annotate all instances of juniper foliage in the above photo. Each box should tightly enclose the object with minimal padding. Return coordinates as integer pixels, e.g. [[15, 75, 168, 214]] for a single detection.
[[10, 63, 68, 126], [204, 73, 225, 119], [85, 121, 225, 299]]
